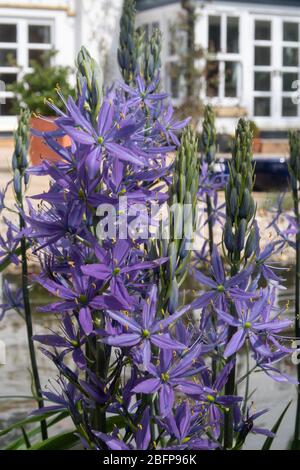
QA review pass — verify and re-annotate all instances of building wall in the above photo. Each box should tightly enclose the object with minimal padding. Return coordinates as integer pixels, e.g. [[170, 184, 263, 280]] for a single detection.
[[137, 1, 300, 134], [0, 0, 122, 131]]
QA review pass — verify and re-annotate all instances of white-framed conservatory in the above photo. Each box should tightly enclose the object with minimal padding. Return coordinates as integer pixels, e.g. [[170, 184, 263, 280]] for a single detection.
[[136, 0, 300, 132], [0, 2, 75, 131]]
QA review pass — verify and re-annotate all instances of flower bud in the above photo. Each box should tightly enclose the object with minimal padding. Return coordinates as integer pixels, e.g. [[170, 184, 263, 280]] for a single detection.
[[236, 218, 247, 252], [224, 219, 235, 253]]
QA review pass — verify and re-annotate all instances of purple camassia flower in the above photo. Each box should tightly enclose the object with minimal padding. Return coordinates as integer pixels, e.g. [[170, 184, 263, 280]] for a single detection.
[[81, 239, 168, 307], [233, 405, 275, 444], [25, 199, 86, 250], [132, 347, 205, 417], [246, 221, 286, 286], [198, 162, 227, 200], [120, 74, 168, 111], [101, 285, 189, 366], [33, 313, 87, 369], [155, 401, 219, 450], [178, 361, 242, 439], [93, 406, 151, 450], [29, 161, 115, 209], [0, 279, 24, 320], [192, 246, 254, 310], [216, 289, 293, 359], [31, 376, 82, 418], [35, 269, 127, 335], [0, 218, 21, 266], [156, 103, 191, 147], [53, 96, 146, 178]]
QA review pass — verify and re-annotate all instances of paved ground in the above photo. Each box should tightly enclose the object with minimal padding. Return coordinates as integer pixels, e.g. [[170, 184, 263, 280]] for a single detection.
[[0, 141, 50, 218]]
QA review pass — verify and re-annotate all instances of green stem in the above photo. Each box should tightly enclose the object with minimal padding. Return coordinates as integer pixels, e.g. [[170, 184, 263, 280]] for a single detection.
[[206, 194, 214, 257], [223, 263, 239, 449], [242, 342, 250, 416], [87, 313, 110, 433], [18, 206, 48, 440]]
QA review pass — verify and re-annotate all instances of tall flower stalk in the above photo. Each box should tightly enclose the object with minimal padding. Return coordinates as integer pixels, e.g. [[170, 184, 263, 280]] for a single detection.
[[289, 131, 300, 448], [118, 0, 140, 86], [201, 105, 217, 256], [12, 108, 48, 440], [76, 46, 103, 125], [223, 118, 255, 449], [159, 127, 199, 314]]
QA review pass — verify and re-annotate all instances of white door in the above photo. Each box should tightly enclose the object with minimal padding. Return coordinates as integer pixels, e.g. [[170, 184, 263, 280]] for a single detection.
[[252, 16, 300, 127]]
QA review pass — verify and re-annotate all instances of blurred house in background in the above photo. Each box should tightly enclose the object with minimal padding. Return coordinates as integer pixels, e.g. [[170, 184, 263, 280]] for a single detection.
[[137, 0, 300, 139], [0, 0, 122, 132], [1, 0, 300, 143]]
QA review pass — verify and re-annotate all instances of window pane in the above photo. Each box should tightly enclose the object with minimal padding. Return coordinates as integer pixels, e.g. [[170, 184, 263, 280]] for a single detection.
[[208, 16, 221, 53], [225, 61, 238, 97], [28, 25, 51, 44], [254, 97, 270, 116], [283, 47, 298, 67], [283, 72, 298, 91], [0, 97, 16, 115], [168, 22, 186, 55], [283, 22, 299, 42], [282, 97, 297, 116], [255, 46, 271, 65], [0, 49, 17, 66], [0, 73, 17, 85], [254, 71, 271, 91], [206, 60, 219, 97], [255, 20, 271, 40], [28, 49, 50, 67], [169, 63, 185, 98], [227, 17, 239, 53], [0, 24, 17, 43]]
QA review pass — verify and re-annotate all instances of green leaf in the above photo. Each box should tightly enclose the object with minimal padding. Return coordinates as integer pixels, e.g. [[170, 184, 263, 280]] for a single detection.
[[261, 400, 292, 450], [29, 431, 79, 450], [5, 411, 69, 450], [0, 409, 65, 437]]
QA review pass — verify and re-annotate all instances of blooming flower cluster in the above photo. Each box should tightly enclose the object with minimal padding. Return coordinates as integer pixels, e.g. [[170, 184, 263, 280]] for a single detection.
[[0, 32, 297, 449]]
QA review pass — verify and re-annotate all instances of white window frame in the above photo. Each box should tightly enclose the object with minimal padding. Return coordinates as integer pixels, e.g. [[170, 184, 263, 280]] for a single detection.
[[206, 12, 242, 106], [0, 17, 54, 118], [251, 14, 300, 125]]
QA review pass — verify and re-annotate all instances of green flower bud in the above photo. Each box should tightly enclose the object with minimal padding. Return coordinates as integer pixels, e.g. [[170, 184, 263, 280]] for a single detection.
[[224, 219, 235, 253], [236, 218, 247, 252]]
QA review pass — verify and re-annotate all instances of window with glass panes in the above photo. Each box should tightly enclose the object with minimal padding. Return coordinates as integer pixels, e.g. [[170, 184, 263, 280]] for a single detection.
[[0, 19, 53, 116], [206, 14, 240, 100], [166, 19, 187, 99]]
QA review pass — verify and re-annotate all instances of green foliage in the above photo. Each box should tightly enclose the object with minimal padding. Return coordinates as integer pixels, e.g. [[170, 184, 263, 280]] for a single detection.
[[262, 401, 292, 450], [29, 431, 79, 450], [8, 50, 74, 116], [248, 120, 260, 139]]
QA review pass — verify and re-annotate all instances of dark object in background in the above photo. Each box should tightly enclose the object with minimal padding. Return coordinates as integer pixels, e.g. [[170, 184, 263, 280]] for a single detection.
[[217, 133, 234, 153], [214, 157, 289, 192]]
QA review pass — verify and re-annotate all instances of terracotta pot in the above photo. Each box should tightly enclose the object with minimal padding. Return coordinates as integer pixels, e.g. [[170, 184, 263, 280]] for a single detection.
[[29, 117, 71, 166], [252, 137, 262, 153]]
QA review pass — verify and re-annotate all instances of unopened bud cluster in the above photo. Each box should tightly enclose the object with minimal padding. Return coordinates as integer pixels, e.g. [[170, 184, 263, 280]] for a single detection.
[[224, 119, 256, 262], [12, 107, 30, 198], [161, 127, 199, 313], [201, 104, 216, 166]]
